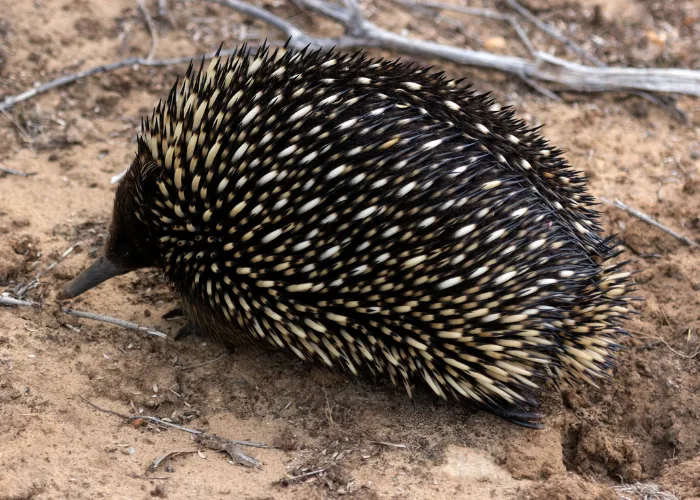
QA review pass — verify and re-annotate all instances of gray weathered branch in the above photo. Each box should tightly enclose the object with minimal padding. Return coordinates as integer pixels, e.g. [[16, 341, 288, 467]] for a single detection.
[[1, 0, 699, 115], [214, 0, 700, 96]]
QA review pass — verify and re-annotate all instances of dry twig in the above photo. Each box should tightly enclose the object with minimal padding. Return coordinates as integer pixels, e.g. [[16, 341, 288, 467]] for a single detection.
[[500, 0, 684, 120], [0, 296, 38, 307], [1, 0, 699, 115], [148, 450, 199, 473], [262, 0, 700, 94], [369, 440, 408, 448], [632, 333, 700, 360], [60, 306, 169, 338], [505, 0, 604, 67], [275, 468, 326, 485], [603, 198, 698, 247], [0, 49, 251, 112], [134, 416, 269, 449], [613, 482, 679, 500], [0, 164, 37, 177], [12, 244, 81, 299], [180, 354, 227, 371], [392, 0, 537, 58], [137, 0, 159, 61], [79, 397, 265, 467]]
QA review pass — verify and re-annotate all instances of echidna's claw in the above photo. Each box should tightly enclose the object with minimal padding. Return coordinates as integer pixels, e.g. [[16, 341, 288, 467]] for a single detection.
[[174, 322, 199, 341], [162, 306, 186, 320]]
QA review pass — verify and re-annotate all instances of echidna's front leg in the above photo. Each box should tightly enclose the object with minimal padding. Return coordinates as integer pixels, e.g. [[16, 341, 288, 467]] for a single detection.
[[162, 307, 199, 341]]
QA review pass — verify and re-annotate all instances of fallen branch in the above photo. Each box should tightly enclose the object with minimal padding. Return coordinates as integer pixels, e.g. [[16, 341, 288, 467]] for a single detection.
[[133, 415, 270, 449], [137, 0, 159, 61], [60, 306, 169, 338], [392, 0, 538, 58], [613, 482, 679, 500], [0, 164, 37, 177], [505, 0, 604, 67], [148, 450, 199, 473], [13, 243, 80, 299], [289, 0, 700, 95], [395, 0, 685, 118], [79, 396, 265, 468], [0, 0, 698, 115], [0, 296, 38, 307], [369, 440, 408, 448], [0, 49, 255, 113], [603, 198, 698, 247], [180, 354, 227, 371], [632, 332, 700, 360], [275, 468, 326, 485]]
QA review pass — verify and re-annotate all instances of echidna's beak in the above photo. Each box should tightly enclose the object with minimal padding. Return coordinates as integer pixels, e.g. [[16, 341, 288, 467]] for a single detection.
[[56, 255, 127, 300]]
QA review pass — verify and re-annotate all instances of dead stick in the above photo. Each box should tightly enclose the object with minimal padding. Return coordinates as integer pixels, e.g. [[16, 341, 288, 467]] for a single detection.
[[2, 1, 697, 115], [393, 0, 538, 59], [135, 416, 269, 448], [61, 306, 169, 338], [505, 0, 604, 67], [0, 296, 38, 307], [604, 198, 698, 247], [78, 395, 131, 419], [79, 396, 268, 447], [137, 0, 159, 60], [503, 0, 683, 118], [369, 440, 408, 448], [215, 0, 700, 95], [0, 164, 37, 176], [180, 354, 227, 371], [277, 468, 326, 484], [0, 48, 262, 112]]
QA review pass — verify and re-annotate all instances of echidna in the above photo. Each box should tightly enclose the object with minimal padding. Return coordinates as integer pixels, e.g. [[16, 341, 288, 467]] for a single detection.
[[58, 44, 633, 426]]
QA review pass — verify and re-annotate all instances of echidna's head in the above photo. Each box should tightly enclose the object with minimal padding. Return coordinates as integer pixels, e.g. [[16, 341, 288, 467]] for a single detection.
[[57, 142, 162, 300]]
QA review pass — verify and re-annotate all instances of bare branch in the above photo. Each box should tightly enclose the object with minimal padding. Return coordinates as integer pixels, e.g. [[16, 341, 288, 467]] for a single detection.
[[209, 0, 312, 44], [505, 0, 605, 67], [392, 0, 537, 58], [519, 73, 563, 102], [0, 49, 256, 113], [603, 198, 698, 247], [60, 306, 169, 338], [0, 296, 38, 307], [79, 396, 266, 468], [298, 0, 700, 95], [2, 0, 699, 116], [137, 0, 159, 61], [158, 0, 167, 18], [0, 164, 37, 177], [180, 354, 228, 371], [392, 0, 686, 118], [369, 440, 408, 448]]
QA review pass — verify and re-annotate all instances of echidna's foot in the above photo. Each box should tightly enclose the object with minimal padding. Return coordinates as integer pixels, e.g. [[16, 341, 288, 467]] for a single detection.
[[162, 307, 200, 341], [174, 322, 199, 341], [162, 306, 186, 320], [480, 404, 544, 429]]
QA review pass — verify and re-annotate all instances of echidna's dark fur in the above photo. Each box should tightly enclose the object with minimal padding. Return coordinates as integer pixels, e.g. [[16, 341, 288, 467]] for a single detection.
[[67, 43, 634, 426]]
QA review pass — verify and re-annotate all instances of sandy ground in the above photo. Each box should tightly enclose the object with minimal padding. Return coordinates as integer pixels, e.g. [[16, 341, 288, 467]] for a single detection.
[[0, 0, 699, 499]]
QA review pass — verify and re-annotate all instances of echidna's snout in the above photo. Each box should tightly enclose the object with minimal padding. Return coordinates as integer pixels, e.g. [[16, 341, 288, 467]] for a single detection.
[[56, 255, 127, 300]]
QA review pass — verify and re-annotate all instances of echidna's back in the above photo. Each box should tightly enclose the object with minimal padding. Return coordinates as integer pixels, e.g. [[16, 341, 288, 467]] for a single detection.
[[129, 45, 631, 423]]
